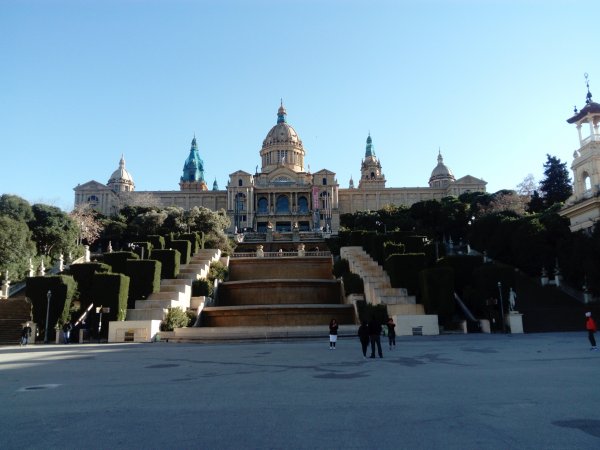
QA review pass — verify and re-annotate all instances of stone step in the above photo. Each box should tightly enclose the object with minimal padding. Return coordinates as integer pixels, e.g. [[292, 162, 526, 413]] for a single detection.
[[135, 299, 181, 309]]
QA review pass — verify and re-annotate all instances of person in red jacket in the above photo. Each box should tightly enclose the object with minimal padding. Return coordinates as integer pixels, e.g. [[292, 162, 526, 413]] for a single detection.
[[585, 312, 597, 351]]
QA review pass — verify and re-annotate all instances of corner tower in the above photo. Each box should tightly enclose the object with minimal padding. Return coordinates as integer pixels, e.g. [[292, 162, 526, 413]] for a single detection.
[[259, 102, 305, 173], [180, 137, 208, 191], [358, 134, 386, 189], [561, 74, 600, 231]]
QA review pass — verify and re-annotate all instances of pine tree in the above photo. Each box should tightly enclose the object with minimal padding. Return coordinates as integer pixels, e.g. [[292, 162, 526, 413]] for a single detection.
[[538, 154, 572, 208]]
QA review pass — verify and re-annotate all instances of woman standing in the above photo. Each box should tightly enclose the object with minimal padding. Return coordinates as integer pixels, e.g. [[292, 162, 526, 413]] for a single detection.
[[329, 318, 339, 350]]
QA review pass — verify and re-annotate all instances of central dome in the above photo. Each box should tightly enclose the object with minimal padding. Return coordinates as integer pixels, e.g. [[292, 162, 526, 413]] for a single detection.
[[262, 104, 303, 149], [259, 103, 306, 174]]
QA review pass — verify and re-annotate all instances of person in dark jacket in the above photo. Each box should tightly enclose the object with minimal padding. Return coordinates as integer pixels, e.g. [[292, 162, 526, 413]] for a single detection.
[[585, 312, 598, 351], [329, 318, 339, 349], [368, 318, 383, 358], [386, 317, 396, 350], [358, 321, 370, 358], [20, 322, 32, 346]]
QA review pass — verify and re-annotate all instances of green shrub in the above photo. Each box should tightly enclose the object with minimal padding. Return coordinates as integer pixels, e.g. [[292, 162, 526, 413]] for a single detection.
[[67, 262, 111, 309], [419, 267, 455, 322], [169, 240, 191, 265], [436, 255, 483, 295], [177, 233, 200, 255], [333, 258, 350, 278], [125, 259, 161, 308], [147, 235, 165, 250], [356, 300, 388, 324], [161, 307, 190, 331], [192, 279, 212, 297], [91, 273, 130, 321], [131, 241, 153, 259], [26, 275, 77, 336], [342, 272, 364, 296], [384, 241, 405, 260], [102, 251, 139, 274], [149, 248, 180, 279], [384, 253, 427, 295], [324, 237, 341, 256], [208, 261, 228, 283]]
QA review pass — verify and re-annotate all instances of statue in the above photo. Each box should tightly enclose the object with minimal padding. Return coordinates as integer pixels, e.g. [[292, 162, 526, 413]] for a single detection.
[[256, 245, 264, 258], [509, 288, 517, 312]]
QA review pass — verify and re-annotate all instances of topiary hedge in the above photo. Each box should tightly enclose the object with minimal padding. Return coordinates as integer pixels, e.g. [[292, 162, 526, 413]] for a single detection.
[[147, 235, 165, 250], [26, 275, 77, 337], [384, 253, 427, 295], [149, 249, 180, 279], [342, 272, 364, 296], [333, 258, 350, 278], [419, 267, 455, 323], [131, 241, 153, 260], [169, 240, 191, 265], [102, 251, 139, 274], [67, 262, 112, 309], [177, 233, 199, 255], [91, 273, 129, 322], [125, 259, 161, 308], [384, 241, 405, 260]]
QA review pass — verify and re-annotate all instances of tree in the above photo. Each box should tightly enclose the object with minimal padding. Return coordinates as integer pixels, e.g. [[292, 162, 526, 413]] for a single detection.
[[0, 215, 37, 279], [0, 194, 34, 222], [69, 203, 104, 246], [516, 174, 537, 197], [481, 190, 527, 217], [539, 155, 572, 207], [29, 204, 78, 257]]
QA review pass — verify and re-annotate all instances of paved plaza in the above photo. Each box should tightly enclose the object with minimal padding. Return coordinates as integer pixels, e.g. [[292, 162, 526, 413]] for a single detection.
[[1, 332, 600, 449]]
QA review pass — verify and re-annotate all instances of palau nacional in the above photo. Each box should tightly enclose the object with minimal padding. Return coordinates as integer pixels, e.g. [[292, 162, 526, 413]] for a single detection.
[[74, 103, 488, 232]]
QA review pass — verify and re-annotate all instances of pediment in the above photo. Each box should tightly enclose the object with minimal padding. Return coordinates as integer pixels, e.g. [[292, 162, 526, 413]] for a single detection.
[[74, 180, 111, 191], [454, 175, 487, 185], [313, 168, 336, 176], [229, 170, 252, 177]]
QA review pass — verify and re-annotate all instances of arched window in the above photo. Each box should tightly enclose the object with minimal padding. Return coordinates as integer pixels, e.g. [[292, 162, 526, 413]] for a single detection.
[[298, 196, 308, 213], [257, 197, 268, 213], [235, 193, 246, 211], [322, 177, 327, 185], [319, 191, 331, 210], [87, 195, 99, 204], [238, 179, 243, 187], [583, 172, 592, 191], [276, 195, 289, 213]]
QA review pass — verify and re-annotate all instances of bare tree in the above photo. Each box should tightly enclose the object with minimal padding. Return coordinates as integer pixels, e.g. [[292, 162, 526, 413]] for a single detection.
[[70, 203, 104, 245]]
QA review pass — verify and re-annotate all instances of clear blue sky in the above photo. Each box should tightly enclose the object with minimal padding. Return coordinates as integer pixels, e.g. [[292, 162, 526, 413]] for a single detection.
[[1, 0, 598, 211]]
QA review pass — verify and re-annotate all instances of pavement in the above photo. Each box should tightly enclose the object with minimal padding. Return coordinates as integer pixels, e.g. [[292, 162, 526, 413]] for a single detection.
[[1, 332, 600, 449]]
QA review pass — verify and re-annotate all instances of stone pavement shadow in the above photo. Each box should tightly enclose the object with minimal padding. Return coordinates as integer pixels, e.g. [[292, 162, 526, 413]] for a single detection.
[[553, 419, 600, 438]]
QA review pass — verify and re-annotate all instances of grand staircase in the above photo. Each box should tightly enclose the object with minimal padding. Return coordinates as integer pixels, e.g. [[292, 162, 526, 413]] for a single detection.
[[0, 298, 32, 345]]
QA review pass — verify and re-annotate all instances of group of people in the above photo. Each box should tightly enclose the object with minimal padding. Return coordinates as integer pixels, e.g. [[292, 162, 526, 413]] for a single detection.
[[329, 317, 396, 358]]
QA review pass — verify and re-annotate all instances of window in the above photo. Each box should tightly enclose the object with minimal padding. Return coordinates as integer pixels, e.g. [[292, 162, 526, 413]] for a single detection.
[[257, 197, 268, 213], [87, 195, 99, 204], [276, 195, 289, 213], [322, 177, 327, 185], [298, 196, 308, 213], [238, 179, 243, 187]]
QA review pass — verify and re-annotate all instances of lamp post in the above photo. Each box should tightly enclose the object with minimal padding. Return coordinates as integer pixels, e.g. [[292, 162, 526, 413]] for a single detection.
[[44, 290, 51, 344], [497, 281, 506, 333]]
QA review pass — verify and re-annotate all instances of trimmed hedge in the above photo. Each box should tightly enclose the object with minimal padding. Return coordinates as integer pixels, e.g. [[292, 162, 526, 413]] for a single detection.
[[333, 258, 350, 278], [342, 272, 364, 296], [384, 241, 405, 260], [419, 267, 455, 322], [149, 249, 181, 279], [91, 273, 129, 322], [177, 233, 199, 255], [147, 235, 165, 250], [125, 259, 161, 308], [26, 275, 77, 336], [464, 262, 515, 315], [384, 253, 427, 295], [169, 240, 191, 265], [102, 251, 139, 274], [67, 262, 112, 309], [356, 300, 388, 324], [131, 241, 153, 259], [436, 255, 484, 295]]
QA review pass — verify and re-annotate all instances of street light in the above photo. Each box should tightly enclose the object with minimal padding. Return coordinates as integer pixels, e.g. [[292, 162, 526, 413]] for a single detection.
[[497, 281, 506, 333], [44, 290, 51, 344]]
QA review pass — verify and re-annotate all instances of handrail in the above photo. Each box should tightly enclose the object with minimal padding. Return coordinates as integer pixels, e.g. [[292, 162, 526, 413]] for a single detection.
[[232, 251, 331, 258]]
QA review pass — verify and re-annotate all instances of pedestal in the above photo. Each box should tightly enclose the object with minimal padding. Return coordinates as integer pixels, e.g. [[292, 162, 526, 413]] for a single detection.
[[506, 312, 524, 334]]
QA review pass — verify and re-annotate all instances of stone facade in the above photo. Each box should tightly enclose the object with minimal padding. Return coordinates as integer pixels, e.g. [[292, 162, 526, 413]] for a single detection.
[[74, 103, 487, 232]]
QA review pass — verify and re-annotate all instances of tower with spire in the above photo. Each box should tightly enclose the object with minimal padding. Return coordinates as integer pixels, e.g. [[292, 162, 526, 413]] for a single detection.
[[358, 134, 386, 189], [180, 136, 208, 191], [561, 73, 600, 231]]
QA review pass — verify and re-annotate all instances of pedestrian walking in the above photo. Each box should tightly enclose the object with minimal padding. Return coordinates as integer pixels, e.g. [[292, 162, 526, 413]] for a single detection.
[[358, 320, 370, 358], [368, 318, 383, 358], [386, 317, 396, 350], [329, 318, 338, 350], [62, 321, 73, 344], [585, 312, 598, 351], [20, 322, 32, 347]]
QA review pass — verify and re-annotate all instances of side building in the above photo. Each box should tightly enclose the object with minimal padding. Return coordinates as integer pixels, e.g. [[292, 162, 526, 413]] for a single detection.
[[74, 103, 487, 232]]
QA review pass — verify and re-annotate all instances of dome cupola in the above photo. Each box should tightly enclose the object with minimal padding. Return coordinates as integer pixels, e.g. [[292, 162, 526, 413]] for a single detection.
[[107, 154, 135, 192], [429, 150, 455, 187], [260, 101, 306, 173]]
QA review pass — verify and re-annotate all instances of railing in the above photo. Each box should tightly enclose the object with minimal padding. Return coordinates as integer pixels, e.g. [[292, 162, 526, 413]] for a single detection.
[[232, 251, 331, 258], [581, 134, 600, 145]]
